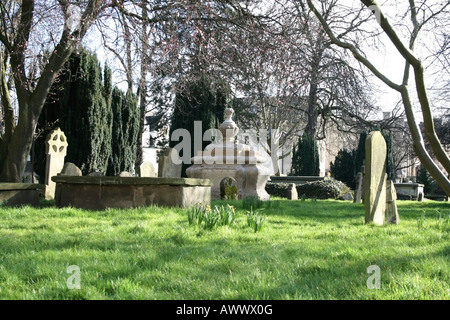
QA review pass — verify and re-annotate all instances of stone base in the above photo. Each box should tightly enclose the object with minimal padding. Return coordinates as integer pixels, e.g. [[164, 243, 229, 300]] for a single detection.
[[186, 163, 270, 200], [0, 183, 43, 207], [52, 176, 212, 209]]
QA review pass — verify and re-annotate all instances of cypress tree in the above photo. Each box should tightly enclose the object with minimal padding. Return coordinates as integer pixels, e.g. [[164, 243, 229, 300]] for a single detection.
[[35, 49, 112, 176], [290, 133, 320, 176], [169, 75, 229, 176], [107, 88, 140, 175], [330, 149, 356, 189]]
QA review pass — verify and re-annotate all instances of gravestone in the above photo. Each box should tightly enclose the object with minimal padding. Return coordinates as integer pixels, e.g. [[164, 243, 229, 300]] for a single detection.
[[138, 162, 156, 177], [44, 128, 68, 200], [287, 183, 298, 200], [386, 180, 400, 224], [60, 162, 82, 176], [364, 131, 387, 226], [158, 148, 182, 178], [354, 171, 363, 204], [220, 177, 238, 200], [118, 171, 133, 177]]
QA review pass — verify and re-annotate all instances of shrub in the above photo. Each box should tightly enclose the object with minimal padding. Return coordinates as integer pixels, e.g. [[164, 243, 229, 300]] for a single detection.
[[247, 209, 266, 233], [188, 205, 236, 230], [265, 179, 351, 200], [265, 182, 290, 198], [296, 179, 351, 200]]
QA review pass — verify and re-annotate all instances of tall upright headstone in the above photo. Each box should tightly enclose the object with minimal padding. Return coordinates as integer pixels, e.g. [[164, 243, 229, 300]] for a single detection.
[[158, 148, 182, 178], [364, 131, 387, 225], [44, 128, 68, 200]]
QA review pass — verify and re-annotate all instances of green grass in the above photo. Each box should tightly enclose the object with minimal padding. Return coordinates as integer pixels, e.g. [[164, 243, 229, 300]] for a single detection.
[[0, 199, 448, 300]]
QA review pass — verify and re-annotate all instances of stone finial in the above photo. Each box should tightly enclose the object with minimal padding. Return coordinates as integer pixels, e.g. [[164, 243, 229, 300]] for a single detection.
[[219, 108, 239, 143]]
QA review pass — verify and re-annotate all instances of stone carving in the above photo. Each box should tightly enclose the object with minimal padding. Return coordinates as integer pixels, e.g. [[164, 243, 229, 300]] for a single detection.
[[220, 177, 238, 200], [186, 108, 270, 200], [44, 128, 68, 200]]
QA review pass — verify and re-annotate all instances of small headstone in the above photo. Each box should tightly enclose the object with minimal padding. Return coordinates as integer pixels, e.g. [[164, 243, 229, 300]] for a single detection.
[[44, 128, 68, 200], [341, 192, 354, 201], [158, 148, 182, 178], [364, 131, 387, 226], [59, 162, 82, 176], [118, 171, 133, 177], [220, 177, 238, 200], [138, 162, 156, 177], [386, 180, 400, 224], [418, 192, 424, 202], [287, 183, 298, 200], [354, 171, 363, 204]]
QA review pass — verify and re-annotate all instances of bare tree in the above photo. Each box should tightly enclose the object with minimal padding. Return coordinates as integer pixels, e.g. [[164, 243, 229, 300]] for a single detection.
[[305, 0, 450, 195], [0, 0, 110, 182]]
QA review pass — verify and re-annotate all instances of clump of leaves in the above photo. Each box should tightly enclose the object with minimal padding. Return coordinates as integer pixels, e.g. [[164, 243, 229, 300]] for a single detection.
[[247, 208, 266, 233], [188, 205, 236, 230]]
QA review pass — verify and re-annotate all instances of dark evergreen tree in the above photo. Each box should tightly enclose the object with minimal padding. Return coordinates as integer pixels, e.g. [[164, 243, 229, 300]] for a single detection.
[[169, 75, 229, 177], [35, 49, 114, 176], [290, 133, 320, 176], [354, 131, 367, 175], [106, 88, 140, 175], [330, 149, 356, 189]]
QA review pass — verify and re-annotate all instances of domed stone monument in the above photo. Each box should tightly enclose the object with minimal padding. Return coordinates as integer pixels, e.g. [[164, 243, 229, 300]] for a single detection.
[[186, 108, 270, 200]]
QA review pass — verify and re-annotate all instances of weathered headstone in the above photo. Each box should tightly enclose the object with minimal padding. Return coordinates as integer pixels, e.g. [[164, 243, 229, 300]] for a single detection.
[[220, 177, 238, 200], [364, 131, 387, 225], [287, 183, 298, 200], [354, 171, 363, 204], [137, 162, 156, 177], [60, 162, 82, 176], [118, 171, 133, 177], [386, 180, 400, 224], [158, 148, 182, 178], [44, 128, 68, 200]]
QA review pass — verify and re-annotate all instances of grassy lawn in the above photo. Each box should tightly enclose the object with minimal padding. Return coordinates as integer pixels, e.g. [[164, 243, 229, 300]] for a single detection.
[[0, 198, 448, 300]]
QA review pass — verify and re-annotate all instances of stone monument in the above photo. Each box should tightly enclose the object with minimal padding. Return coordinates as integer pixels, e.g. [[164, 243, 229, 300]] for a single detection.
[[186, 108, 270, 200], [364, 131, 386, 225], [158, 148, 182, 178], [44, 128, 68, 200]]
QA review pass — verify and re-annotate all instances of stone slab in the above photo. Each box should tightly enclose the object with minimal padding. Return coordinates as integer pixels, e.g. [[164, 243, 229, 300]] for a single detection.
[[0, 183, 43, 207], [52, 176, 212, 186], [52, 176, 212, 209]]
